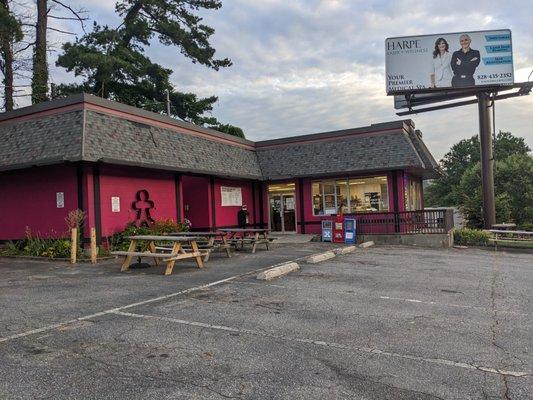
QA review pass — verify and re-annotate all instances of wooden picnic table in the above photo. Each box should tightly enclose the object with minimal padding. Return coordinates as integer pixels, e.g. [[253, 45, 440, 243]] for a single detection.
[[168, 231, 232, 261], [488, 229, 533, 249], [218, 228, 272, 254], [111, 235, 205, 276]]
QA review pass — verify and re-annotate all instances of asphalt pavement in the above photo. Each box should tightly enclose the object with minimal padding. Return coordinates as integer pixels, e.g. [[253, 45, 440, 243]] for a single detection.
[[0, 244, 531, 399]]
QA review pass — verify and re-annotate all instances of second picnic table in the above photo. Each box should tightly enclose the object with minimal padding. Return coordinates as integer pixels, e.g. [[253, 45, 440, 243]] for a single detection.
[[168, 231, 232, 261], [111, 235, 205, 276], [219, 228, 272, 253]]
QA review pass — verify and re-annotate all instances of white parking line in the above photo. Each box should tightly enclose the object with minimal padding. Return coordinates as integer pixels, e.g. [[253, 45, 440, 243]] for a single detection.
[[112, 310, 531, 378], [0, 253, 321, 345], [0, 271, 266, 344], [378, 296, 529, 316]]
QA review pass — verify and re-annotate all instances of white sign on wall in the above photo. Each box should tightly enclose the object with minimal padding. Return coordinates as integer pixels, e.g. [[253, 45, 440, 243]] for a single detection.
[[221, 186, 242, 207], [385, 29, 513, 93], [111, 197, 121, 213], [56, 192, 64, 208]]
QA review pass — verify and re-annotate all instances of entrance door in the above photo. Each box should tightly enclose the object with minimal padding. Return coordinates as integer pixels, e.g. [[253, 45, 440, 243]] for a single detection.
[[269, 192, 296, 232]]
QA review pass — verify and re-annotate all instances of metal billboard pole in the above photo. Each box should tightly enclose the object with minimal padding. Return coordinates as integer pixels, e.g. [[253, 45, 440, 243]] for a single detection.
[[395, 83, 532, 230], [477, 92, 496, 228]]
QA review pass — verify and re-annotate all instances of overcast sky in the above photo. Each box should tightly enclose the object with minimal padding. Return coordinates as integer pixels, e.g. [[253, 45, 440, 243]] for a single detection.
[[38, 0, 533, 159]]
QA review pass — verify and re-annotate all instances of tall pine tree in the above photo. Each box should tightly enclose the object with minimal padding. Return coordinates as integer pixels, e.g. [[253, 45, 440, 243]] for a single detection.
[[57, 1, 243, 134]]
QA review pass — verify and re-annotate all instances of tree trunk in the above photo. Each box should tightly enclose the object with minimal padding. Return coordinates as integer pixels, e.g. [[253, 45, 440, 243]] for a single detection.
[[32, 0, 48, 104], [1, 0, 15, 110]]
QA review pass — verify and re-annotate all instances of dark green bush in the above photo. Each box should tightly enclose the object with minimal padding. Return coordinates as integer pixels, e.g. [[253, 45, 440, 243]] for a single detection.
[[108, 219, 190, 251], [453, 228, 490, 246], [0, 228, 73, 259]]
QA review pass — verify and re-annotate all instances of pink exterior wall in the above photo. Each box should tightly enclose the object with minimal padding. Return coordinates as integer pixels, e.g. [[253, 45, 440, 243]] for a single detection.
[[98, 165, 177, 237], [182, 176, 211, 230], [213, 178, 256, 228], [0, 165, 78, 239]]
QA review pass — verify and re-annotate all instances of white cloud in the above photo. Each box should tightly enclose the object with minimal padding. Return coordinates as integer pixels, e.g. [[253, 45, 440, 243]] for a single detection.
[[6, 0, 533, 160]]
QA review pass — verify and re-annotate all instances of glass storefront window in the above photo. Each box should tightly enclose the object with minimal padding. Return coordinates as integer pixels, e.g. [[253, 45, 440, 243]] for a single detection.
[[312, 176, 389, 215], [348, 176, 388, 213]]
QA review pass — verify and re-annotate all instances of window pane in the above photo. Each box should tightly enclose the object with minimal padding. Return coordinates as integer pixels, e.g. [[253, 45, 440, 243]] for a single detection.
[[336, 180, 349, 214], [312, 182, 323, 215], [349, 176, 389, 213]]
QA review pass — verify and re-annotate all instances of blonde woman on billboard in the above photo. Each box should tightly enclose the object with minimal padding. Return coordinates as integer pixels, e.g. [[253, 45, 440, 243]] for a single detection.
[[430, 37, 453, 88]]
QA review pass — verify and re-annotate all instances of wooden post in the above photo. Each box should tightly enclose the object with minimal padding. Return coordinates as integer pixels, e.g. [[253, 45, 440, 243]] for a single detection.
[[70, 228, 77, 264], [90, 227, 97, 264]]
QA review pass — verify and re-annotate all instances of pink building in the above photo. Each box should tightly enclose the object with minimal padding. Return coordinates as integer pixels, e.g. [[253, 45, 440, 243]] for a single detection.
[[0, 94, 440, 242]]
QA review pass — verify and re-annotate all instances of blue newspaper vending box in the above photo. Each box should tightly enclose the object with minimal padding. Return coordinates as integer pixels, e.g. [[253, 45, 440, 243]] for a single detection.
[[344, 218, 356, 244], [321, 220, 333, 242]]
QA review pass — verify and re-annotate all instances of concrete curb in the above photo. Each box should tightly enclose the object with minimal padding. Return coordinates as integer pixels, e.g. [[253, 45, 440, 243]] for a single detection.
[[358, 241, 375, 249], [256, 262, 300, 281], [306, 251, 336, 264], [333, 246, 357, 255]]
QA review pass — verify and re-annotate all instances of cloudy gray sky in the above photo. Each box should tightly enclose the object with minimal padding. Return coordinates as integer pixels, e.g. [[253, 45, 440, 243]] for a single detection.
[[33, 0, 533, 159]]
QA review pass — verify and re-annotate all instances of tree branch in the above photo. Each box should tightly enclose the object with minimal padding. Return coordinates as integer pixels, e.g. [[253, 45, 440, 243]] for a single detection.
[[47, 26, 76, 35], [50, 0, 87, 32]]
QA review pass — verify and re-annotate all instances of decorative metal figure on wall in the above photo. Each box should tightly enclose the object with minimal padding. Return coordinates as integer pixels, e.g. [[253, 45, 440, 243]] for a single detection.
[[132, 189, 155, 227]]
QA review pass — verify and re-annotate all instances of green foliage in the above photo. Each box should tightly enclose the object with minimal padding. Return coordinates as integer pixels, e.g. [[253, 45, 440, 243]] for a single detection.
[[456, 155, 533, 227], [425, 131, 532, 227], [425, 131, 531, 207], [211, 123, 245, 139], [0, 2, 23, 43], [453, 228, 490, 246], [0, 228, 73, 259], [109, 218, 190, 251], [55, 1, 244, 137]]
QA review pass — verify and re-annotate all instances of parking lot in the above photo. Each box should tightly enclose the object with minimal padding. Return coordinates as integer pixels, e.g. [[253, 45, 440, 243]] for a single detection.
[[0, 244, 531, 399]]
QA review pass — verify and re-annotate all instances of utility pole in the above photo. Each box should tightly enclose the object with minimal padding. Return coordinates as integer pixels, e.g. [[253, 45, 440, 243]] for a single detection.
[[477, 92, 496, 229], [165, 89, 171, 116]]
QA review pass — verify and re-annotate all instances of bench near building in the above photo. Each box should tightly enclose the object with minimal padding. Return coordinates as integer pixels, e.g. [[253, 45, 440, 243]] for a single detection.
[[0, 94, 442, 244]]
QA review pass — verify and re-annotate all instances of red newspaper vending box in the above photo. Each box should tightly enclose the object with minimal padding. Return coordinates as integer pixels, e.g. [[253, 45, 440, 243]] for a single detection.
[[333, 214, 344, 243]]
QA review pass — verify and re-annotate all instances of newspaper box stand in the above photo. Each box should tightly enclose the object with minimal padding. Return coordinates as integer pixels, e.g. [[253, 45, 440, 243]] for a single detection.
[[344, 218, 356, 244], [333, 214, 344, 243], [321, 220, 333, 242]]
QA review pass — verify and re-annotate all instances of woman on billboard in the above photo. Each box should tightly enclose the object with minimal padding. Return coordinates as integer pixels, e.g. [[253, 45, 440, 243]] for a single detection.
[[430, 38, 453, 88]]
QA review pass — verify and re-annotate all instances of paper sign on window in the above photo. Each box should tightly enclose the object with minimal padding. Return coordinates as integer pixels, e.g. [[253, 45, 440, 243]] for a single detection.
[[221, 186, 242, 206], [56, 192, 64, 208], [111, 197, 120, 212]]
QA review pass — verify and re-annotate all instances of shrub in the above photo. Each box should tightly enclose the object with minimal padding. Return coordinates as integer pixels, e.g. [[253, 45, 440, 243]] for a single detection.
[[109, 219, 191, 251], [40, 239, 71, 259], [517, 222, 533, 231], [453, 228, 490, 246]]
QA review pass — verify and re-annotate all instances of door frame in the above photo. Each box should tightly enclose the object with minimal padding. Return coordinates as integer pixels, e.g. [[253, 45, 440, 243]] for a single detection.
[[268, 191, 297, 233]]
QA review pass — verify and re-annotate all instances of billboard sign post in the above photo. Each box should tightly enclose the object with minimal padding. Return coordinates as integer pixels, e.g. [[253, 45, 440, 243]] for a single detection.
[[385, 29, 513, 95], [384, 29, 524, 229]]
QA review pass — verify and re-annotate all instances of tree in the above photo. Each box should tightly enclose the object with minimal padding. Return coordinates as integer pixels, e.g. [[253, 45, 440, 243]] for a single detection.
[[0, 0, 23, 111], [56, 1, 245, 136], [425, 131, 531, 207], [454, 154, 533, 227], [31, 0, 87, 104], [31, 0, 47, 104], [212, 123, 245, 139]]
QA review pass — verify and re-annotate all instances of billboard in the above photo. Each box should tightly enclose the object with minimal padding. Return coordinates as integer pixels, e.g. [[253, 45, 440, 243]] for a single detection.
[[385, 29, 513, 94]]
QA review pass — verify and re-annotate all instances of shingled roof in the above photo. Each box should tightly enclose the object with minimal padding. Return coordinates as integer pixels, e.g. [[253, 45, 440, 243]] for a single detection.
[[0, 94, 439, 179]]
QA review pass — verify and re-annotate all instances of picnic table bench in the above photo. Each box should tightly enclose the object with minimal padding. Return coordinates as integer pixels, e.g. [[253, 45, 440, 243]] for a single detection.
[[111, 235, 206, 276], [488, 229, 533, 249], [163, 231, 232, 262], [219, 228, 273, 253]]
